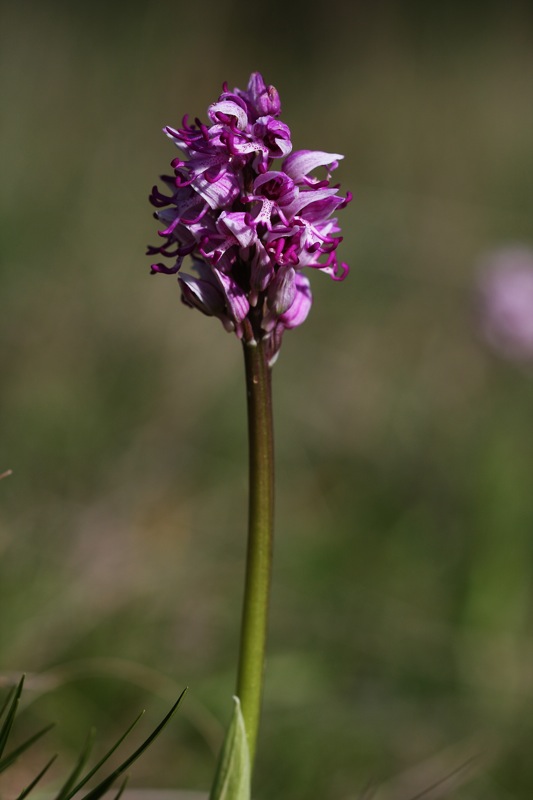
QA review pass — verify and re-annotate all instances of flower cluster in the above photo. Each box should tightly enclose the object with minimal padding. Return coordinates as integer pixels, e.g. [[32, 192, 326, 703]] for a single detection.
[[148, 72, 351, 362]]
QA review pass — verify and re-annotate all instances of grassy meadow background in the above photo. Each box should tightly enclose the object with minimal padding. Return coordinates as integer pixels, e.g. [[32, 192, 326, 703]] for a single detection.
[[1, 1, 533, 797]]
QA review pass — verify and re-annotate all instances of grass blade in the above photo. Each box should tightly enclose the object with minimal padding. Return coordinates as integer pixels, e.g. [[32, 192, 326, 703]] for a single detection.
[[54, 729, 95, 800], [0, 676, 25, 760], [0, 685, 16, 723], [58, 710, 145, 800], [16, 754, 58, 800], [111, 777, 128, 800], [79, 688, 186, 800], [0, 723, 55, 772]]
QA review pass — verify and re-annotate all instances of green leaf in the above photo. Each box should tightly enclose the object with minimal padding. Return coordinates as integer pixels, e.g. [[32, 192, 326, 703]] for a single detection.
[[56, 711, 144, 800], [0, 685, 16, 723], [209, 697, 250, 800], [0, 676, 25, 761], [0, 679, 185, 800], [0, 723, 55, 773], [111, 777, 128, 800], [54, 729, 95, 800], [16, 754, 58, 800], [77, 687, 187, 800]]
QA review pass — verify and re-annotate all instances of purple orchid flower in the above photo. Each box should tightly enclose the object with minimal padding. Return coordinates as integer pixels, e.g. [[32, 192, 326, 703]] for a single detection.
[[148, 72, 351, 363]]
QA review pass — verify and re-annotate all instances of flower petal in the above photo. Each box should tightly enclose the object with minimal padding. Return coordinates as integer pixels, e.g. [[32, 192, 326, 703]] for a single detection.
[[178, 271, 227, 317], [219, 211, 258, 248], [214, 268, 250, 323], [280, 272, 312, 328], [282, 150, 344, 182], [208, 99, 249, 130]]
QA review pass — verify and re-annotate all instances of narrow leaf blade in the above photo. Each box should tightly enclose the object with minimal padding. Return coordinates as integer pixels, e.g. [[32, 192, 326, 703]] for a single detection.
[[59, 711, 145, 800], [0, 686, 16, 723], [0, 676, 25, 760], [16, 754, 58, 800], [208, 697, 250, 800], [0, 723, 55, 773], [79, 688, 186, 800], [54, 729, 95, 800]]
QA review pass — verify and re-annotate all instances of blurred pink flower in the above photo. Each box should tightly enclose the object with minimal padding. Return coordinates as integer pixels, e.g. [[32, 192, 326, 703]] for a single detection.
[[478, 247, 533, 361]]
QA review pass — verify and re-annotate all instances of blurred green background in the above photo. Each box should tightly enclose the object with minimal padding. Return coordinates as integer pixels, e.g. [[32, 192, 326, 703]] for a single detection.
[[2, 1, 533, 798]]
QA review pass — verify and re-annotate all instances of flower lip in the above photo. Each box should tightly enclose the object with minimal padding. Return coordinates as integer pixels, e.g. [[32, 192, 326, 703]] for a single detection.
[[252, 171, 297, 203]]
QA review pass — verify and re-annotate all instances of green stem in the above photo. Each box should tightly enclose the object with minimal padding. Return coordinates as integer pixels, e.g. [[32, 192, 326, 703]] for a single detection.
[[236, 338, 274, 769]]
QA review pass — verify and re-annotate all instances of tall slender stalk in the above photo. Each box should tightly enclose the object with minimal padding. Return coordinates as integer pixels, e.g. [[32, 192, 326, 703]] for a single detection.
[[236, 338, 275, 769]]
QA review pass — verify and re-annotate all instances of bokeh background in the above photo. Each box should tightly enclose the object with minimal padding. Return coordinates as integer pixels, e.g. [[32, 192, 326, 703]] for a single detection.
[[2, 1, 533, 798]]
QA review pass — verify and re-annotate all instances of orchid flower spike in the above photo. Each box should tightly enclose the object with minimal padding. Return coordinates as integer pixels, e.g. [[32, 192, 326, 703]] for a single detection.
[[148, 72, 351, 364]]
